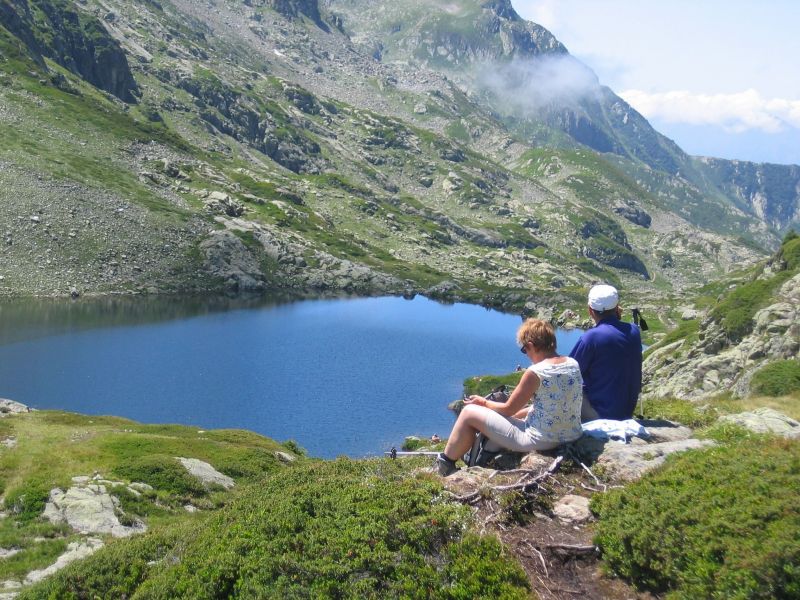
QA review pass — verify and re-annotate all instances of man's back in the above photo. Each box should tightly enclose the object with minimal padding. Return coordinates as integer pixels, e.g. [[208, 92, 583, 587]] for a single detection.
[[569, 316, 642, 420]]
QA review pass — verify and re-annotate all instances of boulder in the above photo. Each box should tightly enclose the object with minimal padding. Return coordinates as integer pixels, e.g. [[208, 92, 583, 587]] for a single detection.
[[717, 408, 800, 439], [0, 399, 29, 416], [43, 485, 145, 537], [275, 451, 296, 463], [176, 457, 235, 490]]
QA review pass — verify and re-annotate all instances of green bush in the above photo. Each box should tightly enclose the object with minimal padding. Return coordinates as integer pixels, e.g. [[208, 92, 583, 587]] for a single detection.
[[113, 455, 208, 498], [751, 359, 800, 397], [4, 480, 51, 523], [281, 439, 307, 457], [592, 438, 800, 598], [26, 460, 530, 599], [463, 372, 523, 397], [20, 523, 197, 599], [710, 234, 799, 343]]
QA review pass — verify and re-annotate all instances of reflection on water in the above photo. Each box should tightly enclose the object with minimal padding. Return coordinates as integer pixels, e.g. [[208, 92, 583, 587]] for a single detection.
[[0, 293, 298, 346], [0, 294, 584, 458]]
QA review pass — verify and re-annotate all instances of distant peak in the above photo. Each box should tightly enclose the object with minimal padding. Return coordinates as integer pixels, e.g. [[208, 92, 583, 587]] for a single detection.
[[480, 0, 520, 21]]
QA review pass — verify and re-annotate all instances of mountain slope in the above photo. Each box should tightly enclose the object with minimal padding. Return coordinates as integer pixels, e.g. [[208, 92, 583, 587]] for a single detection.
[[0, 0, 783, 310], [643, 232, 800, 400], [327, 0, 796, 236]]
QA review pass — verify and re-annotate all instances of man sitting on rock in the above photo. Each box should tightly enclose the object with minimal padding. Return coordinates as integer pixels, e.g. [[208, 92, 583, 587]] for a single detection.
[[569, 284, 642, 421]]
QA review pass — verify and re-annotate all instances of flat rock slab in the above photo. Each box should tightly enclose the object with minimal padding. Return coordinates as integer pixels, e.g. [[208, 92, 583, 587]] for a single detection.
[[718, 408, 800, 439], [176, 457, 235, 489], [636, 419, 694, 443], [553, 495, 591, 523], [0, 548, 20, 560], [43, 485, 146, 538], [24, 538, 104, 585], [596, 439, 715, 482]]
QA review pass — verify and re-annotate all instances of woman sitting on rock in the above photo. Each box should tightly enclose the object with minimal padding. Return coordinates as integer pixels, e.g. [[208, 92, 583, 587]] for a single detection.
[[437, 318, 584, 476]]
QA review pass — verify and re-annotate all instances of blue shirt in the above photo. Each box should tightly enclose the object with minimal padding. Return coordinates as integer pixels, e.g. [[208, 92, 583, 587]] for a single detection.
[[569, 316, 642, 420]]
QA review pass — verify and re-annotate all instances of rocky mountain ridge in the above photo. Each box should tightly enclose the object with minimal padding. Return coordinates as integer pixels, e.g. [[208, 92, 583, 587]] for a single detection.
[[0, 0, 794, 312]]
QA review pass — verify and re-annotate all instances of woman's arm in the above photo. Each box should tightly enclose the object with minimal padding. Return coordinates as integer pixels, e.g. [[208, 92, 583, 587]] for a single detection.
[[464, 369, 540, 417], [512, 407, 530, 419]]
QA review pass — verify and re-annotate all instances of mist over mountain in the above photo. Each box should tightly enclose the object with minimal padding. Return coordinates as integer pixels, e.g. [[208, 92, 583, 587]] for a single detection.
[[0, 0, 797, 312]]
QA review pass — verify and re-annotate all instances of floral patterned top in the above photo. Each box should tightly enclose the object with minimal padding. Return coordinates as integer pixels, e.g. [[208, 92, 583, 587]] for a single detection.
[[525, 357, 584, 443]]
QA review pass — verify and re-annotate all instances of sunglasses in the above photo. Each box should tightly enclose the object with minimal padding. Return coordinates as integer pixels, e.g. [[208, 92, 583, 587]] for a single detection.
[[520, 342, 529, 354]]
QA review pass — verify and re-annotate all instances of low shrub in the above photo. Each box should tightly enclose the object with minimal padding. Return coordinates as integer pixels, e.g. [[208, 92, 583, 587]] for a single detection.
[[112, 455, 207, 498], [750, 359, 800, 397], [25, 460, 530, 599], [281, 439, 306, 457], [463, 372, 523, 397], [4, 480, 51, 523], [19, 523, 197, 599], [638, 397, 717, 428], [592, 438, 800, 598]]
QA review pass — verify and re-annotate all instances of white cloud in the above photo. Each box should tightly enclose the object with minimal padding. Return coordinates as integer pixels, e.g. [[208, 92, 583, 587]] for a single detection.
[[620, 89, 800, 134], [479, 55, 599, 114]]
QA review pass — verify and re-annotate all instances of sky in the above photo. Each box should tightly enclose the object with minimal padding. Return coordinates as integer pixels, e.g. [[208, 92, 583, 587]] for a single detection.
[[510, 0, 800, 165]]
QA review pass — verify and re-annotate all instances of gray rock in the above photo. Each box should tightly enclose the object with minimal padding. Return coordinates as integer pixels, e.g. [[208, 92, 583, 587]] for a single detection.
[[636, 419, 694, 443], [552, 494, 591, 523], [718, 408, 800, 439], [200, 230, 266, 292], [0, 400, 29, 416], [275, 451, 297, 462], [176, 457, 235, 490], [1, 437, 16, 449], [203, 192, 245, 217], [43, 486, 145, 537], [596, 439, 715, 482], [24, 538, 104, 585], [129, 482, 154, 493]]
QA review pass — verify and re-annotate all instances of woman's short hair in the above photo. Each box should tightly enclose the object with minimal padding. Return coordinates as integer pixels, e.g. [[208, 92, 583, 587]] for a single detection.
[[517, 318, 556, 354]]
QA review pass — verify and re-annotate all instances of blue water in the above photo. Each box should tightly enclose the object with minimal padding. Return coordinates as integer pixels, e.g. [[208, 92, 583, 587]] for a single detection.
[[0, 295, 583, 458]]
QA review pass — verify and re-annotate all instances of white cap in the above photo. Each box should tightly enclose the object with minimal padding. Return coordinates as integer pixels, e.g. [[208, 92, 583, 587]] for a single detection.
[[588, 284, 619, 312]]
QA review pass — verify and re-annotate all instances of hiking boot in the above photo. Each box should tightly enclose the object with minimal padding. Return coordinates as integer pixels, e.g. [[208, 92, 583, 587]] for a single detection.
[[436, 454, 459, 477]]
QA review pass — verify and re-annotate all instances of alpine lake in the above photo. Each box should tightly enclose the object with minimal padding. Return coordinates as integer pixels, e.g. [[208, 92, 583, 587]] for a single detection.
[[0, 294, 583, 458]]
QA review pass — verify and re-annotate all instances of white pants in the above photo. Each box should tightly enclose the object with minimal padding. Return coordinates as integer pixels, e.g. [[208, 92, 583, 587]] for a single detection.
[[477, 406, 561, 453]]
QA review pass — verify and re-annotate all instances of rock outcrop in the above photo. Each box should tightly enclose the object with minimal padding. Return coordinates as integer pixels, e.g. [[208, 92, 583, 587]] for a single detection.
[[43, 481, 146, 538], [24, 538, 104, 586], [644, 271, 799, 400], [0, 399, 29, 416], [176, 457, 235, 490], [718, 408, 800, 439], [0, 0, 139, 102]]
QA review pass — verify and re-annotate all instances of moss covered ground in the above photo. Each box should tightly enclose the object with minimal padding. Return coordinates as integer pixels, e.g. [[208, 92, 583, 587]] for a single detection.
[[0, 410, 301, 583], [19, 455, 530, 599], [592, 437, 800, 599]]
